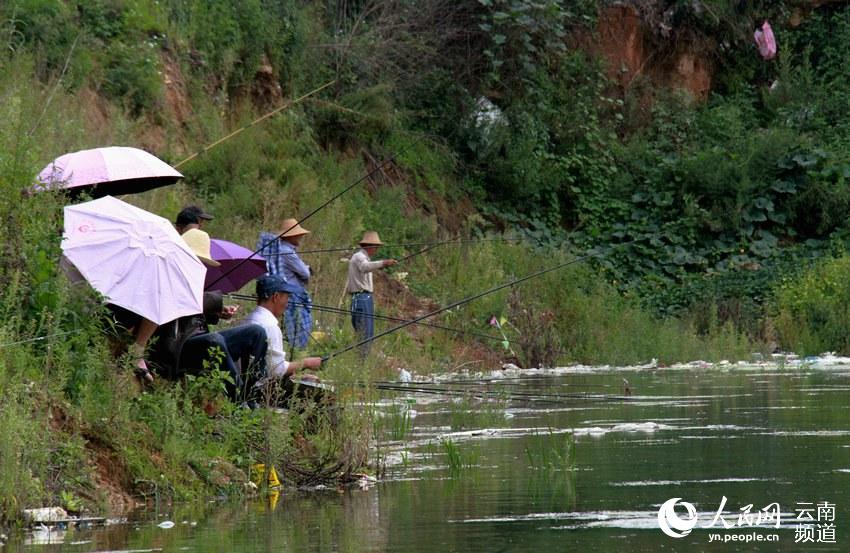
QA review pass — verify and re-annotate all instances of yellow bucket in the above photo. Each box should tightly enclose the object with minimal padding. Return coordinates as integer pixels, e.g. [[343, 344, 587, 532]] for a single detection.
[[250, 463, 281, 488]]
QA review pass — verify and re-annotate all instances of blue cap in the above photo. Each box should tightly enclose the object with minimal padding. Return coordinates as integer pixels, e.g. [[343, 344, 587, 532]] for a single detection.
[[256, 275, 299, 299]]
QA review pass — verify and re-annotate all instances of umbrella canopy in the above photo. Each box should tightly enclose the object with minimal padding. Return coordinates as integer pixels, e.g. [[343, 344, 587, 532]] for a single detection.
[[205, 239, 266, 293], [36, 146, 183, 198], [62, 196, 205, 325]]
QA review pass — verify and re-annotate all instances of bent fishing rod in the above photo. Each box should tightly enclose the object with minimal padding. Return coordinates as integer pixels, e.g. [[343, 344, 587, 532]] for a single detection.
[[321, 241, 638, 362], [206, 147, 408, 291]]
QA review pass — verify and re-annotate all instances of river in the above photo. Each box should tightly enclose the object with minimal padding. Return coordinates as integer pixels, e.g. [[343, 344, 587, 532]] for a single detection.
[[11, 359, 850, 552]]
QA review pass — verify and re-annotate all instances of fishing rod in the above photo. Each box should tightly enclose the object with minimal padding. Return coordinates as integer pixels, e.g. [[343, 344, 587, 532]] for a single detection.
[[402, 378, 608, 389], [372, 382, 632, 404], [226, 293, 510, 344], [395, 242, 442, 263], [260, 237, 533, 257], [174, 81, 334, 169], [322, 242, 635, 362], [206, 146, 408, 291]]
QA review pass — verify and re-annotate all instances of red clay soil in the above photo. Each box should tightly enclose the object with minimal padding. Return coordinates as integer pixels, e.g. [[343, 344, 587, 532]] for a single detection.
[[594, 4, 713, 100]]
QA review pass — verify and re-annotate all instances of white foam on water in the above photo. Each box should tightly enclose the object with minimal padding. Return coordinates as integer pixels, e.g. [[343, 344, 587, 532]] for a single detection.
[[759, 430, 850, 437], [455, 509, 799, 531], [610, 477, 772, 487], [573, 421, 674, 437]]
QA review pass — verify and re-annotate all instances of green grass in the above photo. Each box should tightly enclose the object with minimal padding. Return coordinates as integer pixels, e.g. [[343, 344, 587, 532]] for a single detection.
[[524, 430, 575, 471]]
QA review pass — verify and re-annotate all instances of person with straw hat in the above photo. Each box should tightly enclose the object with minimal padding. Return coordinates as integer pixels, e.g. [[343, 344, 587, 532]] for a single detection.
[[346, 230, 397, 356], [256, 218, 314, 348]]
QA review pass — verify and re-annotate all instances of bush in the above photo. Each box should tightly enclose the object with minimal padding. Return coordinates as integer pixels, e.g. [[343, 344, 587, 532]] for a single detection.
[[772, 254, 850, 355]]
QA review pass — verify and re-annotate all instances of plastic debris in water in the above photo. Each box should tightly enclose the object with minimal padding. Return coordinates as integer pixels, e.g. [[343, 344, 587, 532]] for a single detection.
[[23, 507, 68, 523], [157, 520, 175, 529], [754, 21, 777, 60]]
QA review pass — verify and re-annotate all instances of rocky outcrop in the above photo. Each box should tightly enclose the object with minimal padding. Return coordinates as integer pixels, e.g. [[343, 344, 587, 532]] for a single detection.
[[595, 3, 713, 100]]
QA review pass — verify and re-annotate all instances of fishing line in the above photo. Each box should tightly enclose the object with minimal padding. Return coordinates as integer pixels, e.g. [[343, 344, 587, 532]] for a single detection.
[[0, 329, 82, 349], [206, 146, 408, 291], [261, 237, 533, 257], [226, 293, 533, 347], [322, 241, 637, 362]]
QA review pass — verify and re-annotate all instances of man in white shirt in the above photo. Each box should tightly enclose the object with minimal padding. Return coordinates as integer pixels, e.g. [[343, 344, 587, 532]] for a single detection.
[[346, 230, 397, 356], [243, 275, 322, 386]]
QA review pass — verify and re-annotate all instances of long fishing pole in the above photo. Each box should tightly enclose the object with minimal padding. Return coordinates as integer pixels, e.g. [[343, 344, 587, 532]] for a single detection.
[[262, 237, 532, 257], [375, 382, 609, 398], [395, 242, 442, 263], [322, 241, 635, 362], [206, 147, 407, 291], [372, 382, 632, 404], [173, 81, 334, 169], [226, 293, 509, 343]]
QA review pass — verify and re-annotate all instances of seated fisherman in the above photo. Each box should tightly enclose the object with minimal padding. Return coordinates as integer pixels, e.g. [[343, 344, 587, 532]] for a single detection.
[[242, 275, 323, 388], [174, 205, 213, 235], [148, 229, 267, 401]]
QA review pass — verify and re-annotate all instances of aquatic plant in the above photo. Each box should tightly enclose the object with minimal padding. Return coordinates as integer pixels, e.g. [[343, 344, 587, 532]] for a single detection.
[[524, 430, 575, 471], [441, 438, 479, 476]]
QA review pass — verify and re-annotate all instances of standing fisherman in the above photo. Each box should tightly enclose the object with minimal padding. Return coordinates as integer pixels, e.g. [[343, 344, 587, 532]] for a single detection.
[[346, 231, 397, 356], [256, 218, 314, 349]]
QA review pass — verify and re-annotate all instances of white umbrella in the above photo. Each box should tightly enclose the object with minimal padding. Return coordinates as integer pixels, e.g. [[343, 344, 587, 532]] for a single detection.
[[62, 196, 205, 325]]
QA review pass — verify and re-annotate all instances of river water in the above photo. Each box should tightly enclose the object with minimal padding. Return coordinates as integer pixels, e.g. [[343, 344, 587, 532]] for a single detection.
[[12, 359, 850, 552]]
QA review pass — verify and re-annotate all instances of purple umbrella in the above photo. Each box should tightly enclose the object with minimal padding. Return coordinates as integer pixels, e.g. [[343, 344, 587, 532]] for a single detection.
[[205, 239, 266, 293], [35, 146, 183, 198]]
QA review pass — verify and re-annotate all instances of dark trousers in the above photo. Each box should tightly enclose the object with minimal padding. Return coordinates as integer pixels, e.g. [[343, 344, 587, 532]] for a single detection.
[[179, 324, 268, 400], [350, 292, 374, 357]]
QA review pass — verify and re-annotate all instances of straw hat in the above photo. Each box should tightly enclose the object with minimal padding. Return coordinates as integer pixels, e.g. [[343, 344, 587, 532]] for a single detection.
[[182, 228, 220, 267], [359, 230, 383, 246], [279, 218, 310, 238]]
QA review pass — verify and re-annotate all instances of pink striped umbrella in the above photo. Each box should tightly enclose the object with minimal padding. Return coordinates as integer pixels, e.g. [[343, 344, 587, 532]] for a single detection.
[[36, 146, 182, 198]]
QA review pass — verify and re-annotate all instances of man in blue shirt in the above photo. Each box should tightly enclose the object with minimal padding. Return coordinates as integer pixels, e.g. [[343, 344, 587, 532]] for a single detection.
[[256, 218, 313, 348]]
